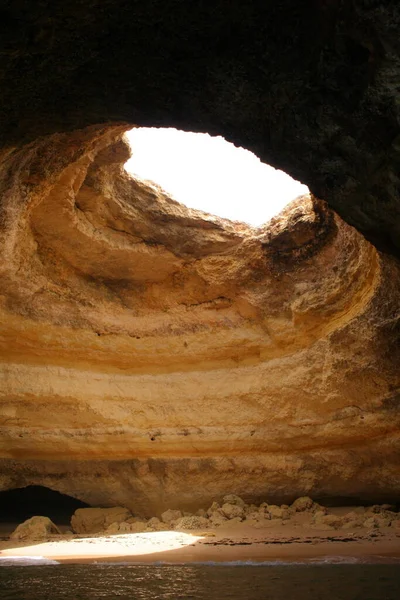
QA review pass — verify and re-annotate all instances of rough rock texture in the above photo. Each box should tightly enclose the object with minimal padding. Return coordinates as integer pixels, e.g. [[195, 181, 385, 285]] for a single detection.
[[175, 516, 209, 531], [161, 509, 183, 525], [10, 516, 61, 540], [71, 507, 132, 534], [291, 497, 316, 512], [0, 128, 399, 514], [1, 2, 400, 255]]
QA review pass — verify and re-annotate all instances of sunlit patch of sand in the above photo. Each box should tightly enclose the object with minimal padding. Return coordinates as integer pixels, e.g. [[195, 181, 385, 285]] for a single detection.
[[0, 531, 203, 560]]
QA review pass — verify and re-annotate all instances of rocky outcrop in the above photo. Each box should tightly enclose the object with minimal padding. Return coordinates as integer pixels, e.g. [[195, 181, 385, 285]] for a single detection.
[[10, 516, 61, 540], [65, 496, 400, 535], [0, 127, 399, 513], [71, 507, 132, 534]]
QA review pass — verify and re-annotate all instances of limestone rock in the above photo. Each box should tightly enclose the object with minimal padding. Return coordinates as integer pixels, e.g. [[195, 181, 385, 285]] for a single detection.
[[221, 503, 244, 520], [126, 516, 145, 524], [363, 517, 379, 529], [291, 497, 315, 512], [363, 515, 392, 529], [209, 512, 228, 527], [312, 513, 343, 530], [220, 517, 243, 528], [342, 521, 362, 530], [265, 505, 290, 520], [312, 510, 327, 522], [312, 504, 328, 515], [380, 504, 396, 512], [0, 126, 399, 514], [126, 521, 146, 533], [175, 516, 209, 530], [161, 509, 183, 525], [365, 507, 397, 523], [207, 502, 221, 517], [146, 517, 164, 531], [245, 511, 263, 522], [10, 516, 61, 540], [105, 522, 121, 534], [71, 507, 132, 534], [341, 512, 363, 529], [368, 505, 392, 514], [222, 494, 246, 508], [254, 517, 283, 529], [117, 517, 148, 532], [244, 504, 258, 516]]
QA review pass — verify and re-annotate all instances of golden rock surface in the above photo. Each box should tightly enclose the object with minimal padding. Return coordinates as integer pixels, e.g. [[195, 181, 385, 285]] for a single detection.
[[0, 126, 399, 514]]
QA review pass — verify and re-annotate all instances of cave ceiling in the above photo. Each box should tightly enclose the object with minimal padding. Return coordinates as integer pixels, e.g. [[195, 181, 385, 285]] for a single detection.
[[0, 0, 399, 255]]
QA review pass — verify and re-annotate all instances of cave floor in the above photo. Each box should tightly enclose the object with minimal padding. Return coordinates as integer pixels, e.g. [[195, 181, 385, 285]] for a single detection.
[[1, 520, 399, 565]]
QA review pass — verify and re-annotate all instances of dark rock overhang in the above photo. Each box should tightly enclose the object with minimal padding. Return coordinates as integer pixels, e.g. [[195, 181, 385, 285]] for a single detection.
[[0, 1, 399, 256]]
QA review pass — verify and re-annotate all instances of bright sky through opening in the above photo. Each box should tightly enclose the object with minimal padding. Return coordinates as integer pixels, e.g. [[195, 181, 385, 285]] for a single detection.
[[125, 128, 309, 226]]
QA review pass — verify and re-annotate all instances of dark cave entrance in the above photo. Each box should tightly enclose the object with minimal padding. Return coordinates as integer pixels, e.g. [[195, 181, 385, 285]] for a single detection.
[[0, 486, 90, 525]]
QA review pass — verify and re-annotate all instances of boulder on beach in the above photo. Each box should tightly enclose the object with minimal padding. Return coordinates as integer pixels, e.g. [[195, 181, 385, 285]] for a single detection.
[[129, 521, 147, 533], [245, 510, 264, 522], [146, 517, 167, 531], [206, 501, 220, 517], [244, 504, 258, 516], [175, 516, 209, 530], [10, 516, 61, 540], [365, 506, 398, 523], [105, 521, 129, 534], [161, 509, 183, 525], [222, 494, 246, 508], [71, 507, 132, 534], [255, 517, 283, 528], [105, 520, 147, 534], [265, 505, 290, 520], [220, 516, 244, 529], [209, 512, 228, 527], [363, 515, 393, 529], [291, 496, 315, 512], [221, 503, 244, 520], [341, 511, 363, 529], [311, 513, 343, 530]]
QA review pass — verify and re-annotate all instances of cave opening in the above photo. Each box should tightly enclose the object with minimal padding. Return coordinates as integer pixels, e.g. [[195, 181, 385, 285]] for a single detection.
[[0, 486, 90, 526], [124, 127, 309, 226]]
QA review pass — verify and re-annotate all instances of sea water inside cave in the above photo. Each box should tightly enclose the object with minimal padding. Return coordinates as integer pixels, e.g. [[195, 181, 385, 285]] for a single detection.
[[1, 561, 400, 600]]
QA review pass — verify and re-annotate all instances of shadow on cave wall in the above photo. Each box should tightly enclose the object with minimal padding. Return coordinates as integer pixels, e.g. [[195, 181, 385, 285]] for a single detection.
[[0, 486, 89, 525]]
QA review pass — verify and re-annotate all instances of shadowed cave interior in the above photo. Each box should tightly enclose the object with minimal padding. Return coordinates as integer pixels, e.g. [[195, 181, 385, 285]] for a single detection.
[[1, 484, 398, 532], [0, 486, 89, 526]]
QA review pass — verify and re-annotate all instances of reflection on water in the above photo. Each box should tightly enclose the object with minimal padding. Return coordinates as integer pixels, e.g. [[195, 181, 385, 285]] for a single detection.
[[1, 564, 400, 600]]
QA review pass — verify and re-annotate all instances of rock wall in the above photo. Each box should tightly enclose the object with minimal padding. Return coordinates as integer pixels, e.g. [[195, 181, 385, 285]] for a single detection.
[[0, 126, 399, 514], [1, 2, 400, 256]]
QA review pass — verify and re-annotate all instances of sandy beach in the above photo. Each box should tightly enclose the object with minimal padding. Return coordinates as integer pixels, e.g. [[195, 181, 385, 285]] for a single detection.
[[1, 520, 400, 565], [2, 499, 399, 565]]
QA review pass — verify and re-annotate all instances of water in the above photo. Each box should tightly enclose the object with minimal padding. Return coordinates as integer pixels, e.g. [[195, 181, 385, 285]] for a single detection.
[[1, 562, 400, 600]]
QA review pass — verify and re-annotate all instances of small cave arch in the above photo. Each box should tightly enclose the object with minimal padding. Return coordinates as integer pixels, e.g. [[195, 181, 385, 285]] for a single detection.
[[0, 486, 90, 526]]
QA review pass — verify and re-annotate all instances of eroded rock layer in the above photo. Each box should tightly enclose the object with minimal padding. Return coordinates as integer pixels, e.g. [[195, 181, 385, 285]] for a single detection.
[[0, 126, 399, 514], [1, 2, 400, 256]]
